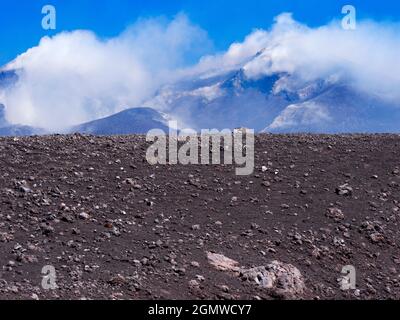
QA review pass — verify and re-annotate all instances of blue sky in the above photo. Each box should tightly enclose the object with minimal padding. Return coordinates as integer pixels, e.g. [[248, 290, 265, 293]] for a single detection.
[[1, 0, 400, 66]]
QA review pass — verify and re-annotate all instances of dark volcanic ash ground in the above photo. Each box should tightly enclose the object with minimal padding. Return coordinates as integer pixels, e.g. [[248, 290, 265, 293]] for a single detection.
[[0, 134, 400, 300]]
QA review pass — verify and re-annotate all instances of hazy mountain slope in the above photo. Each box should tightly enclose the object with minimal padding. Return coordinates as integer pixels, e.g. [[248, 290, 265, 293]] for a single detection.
[[1, 55, 400, 135], [145, 70, 293, 131], [71, 107, 169, 135], [265, 85, 400, 133], [147, 65, 400, 133], [0, 104, 44, 136], [0, 69, 18, 89]]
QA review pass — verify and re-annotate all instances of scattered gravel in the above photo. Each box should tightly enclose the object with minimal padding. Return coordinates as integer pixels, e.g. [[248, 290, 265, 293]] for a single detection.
[[0, 134, 399, 300]]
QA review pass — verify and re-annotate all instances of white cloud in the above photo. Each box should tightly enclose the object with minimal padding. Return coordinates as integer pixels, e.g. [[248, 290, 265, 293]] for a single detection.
[[242, 13, 400, 102], [186, 13, 400, 104], [1, 14, 210, 130], [185, 29, 269, 78]]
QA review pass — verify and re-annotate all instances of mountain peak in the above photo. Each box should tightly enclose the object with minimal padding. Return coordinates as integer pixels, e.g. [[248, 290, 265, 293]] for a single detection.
[[71, 107, 169, 135]]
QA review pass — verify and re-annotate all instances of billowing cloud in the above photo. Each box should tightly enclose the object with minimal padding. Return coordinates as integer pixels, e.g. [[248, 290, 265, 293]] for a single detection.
[[187, 29, 269, 77], [0, 14, 211, 130], [244, 14, 400, 102], [189, 13, 400, 102]]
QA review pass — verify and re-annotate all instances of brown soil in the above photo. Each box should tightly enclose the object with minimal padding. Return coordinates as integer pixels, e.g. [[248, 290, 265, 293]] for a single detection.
[[0, 134, 399, 300]]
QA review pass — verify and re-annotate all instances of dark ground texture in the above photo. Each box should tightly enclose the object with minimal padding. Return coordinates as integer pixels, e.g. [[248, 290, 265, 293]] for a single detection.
[[0, 134, 400, 300]]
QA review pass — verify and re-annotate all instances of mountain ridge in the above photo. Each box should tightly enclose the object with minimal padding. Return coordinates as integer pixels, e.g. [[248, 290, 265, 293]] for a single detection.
[[0, 50, 399, 135]]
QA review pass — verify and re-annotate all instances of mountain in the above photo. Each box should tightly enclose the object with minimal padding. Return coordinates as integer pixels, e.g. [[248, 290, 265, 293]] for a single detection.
[[144, 69, 292, 132], [0, 104, 8, 128], [0, 70, 43, 136], [1, 51, 400, 135], [0, 69, 169, 136], [145, 63, 400, 133], [70, 107, 169, 135], [265, 84, 400, 133], [0, 69, 18, 89], [0, 104, 43, 136], [0, 124, 44, 136]]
